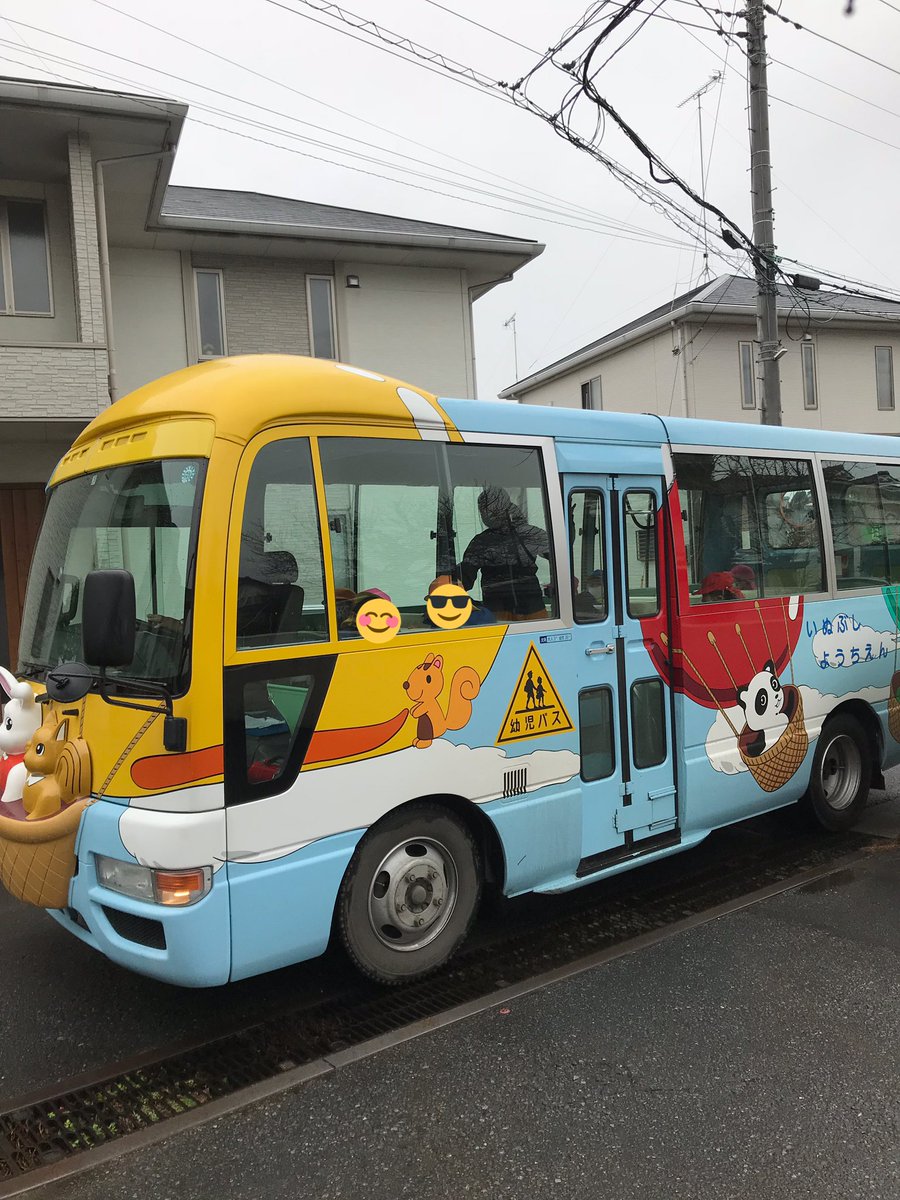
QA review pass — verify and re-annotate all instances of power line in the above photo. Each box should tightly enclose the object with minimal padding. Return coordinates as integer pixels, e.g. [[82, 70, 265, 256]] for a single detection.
[[770, 57, 900, 126], [0, 36, 697, 252], [419, 0, 540, 55], [1, 20, 700, 248], [770, 94, 900, 154], [255, 0, 742, 257], [766, 3, 900, 83], [86, 0, 668, 236]]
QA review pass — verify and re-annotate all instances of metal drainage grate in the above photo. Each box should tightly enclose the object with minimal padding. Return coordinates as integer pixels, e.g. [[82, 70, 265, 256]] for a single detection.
[[0, 824, 878, 1185]]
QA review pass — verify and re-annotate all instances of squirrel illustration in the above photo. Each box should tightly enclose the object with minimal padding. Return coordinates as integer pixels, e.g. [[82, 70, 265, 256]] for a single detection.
[[402, 653, 481, 749], [21, 715, 92, 822]]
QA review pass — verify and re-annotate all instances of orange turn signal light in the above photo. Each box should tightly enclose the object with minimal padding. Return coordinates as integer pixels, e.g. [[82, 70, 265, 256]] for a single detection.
[[155, 868, 210, 907]]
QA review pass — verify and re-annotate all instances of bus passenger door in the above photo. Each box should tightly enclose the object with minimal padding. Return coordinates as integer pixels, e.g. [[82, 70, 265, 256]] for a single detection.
[[566, 476, 678, 869]]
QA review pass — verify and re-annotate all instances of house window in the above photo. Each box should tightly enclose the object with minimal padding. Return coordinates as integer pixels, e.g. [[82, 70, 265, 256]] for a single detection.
[[0, 199, 52, 315], [193, 269, 226, 359], [738, 342, 756, 409], [875, 346, 895, 411], [580, 377, 601, 410], [801, 342, 818, 410], [307, 276, 336, 359]]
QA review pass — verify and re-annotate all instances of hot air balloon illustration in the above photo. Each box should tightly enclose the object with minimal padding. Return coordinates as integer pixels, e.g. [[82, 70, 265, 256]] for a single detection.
[[881, 585, 900, 742], [639, 484, 808, 792]]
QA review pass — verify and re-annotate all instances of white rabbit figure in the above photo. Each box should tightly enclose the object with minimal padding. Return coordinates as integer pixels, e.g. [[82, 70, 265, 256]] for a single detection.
[[0, 666, 42, 806]]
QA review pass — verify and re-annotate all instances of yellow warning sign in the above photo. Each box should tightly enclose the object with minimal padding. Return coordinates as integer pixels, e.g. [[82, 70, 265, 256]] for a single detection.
[[497, 644, 574, 744]]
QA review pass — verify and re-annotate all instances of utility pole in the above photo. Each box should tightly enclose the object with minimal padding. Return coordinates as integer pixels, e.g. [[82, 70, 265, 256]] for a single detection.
[[746, 0, 782, 426], [504, 313, 519, 379], [677, 72, 721, 282]]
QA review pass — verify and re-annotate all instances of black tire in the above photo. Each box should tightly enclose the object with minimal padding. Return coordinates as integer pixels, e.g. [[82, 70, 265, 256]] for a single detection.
[[801, 713, 871, 832], [338, 802, 482, 985]]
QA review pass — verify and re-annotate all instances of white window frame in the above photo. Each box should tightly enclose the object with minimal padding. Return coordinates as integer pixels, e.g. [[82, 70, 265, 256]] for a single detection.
[[193, 268, 227, 360], [801, 341, 818, 410], [0, 198, 54, 317], [738, 341, 756, 410], [875, 345, 895, 412], [306, 275, 338, 360]]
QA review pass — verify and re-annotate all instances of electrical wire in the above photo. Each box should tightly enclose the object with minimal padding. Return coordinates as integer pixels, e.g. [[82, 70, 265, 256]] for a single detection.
[[418, 0, 540, 55], [0, 37, 703, 255], [256, 0, 742, 258], [89, 0, 614, 228], [0, 22, 698, 248], [769, 95, 900, 154], [766, 3, 900, 83]]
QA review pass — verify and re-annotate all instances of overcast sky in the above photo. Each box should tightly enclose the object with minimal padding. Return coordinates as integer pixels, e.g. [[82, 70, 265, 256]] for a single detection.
[[2, 0, 899, 400]]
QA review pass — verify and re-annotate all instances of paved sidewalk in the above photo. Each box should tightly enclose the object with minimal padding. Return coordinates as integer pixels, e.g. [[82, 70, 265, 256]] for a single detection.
[[42, 808, 899, 1200]]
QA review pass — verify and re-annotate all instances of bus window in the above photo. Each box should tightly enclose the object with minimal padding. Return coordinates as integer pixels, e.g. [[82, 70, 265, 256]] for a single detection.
[[623, 491, 659, 617], [237, 439, 328, 648], [569, 490, 607, 621], [579, 687, 615, 781], [447, 444, 556, 622], [674, 453, 824, 602], [318, 439, 557, 634], [631, 678, 666, 768], [823, 459, 900, 588]]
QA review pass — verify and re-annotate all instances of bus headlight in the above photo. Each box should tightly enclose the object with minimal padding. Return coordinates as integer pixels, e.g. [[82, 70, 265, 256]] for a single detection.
[[96, 856, 212, 907]]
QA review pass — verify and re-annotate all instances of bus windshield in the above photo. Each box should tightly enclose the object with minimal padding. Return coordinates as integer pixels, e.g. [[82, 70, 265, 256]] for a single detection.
[[18, 458, 205, 691]]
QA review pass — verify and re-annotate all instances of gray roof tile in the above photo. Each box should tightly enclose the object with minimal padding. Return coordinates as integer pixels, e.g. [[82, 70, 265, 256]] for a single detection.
[[506, 273, 900, 394], [161, 185, 536, 244]]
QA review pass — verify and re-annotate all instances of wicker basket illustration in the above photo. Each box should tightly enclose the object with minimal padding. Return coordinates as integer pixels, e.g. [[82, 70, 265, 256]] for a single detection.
[[0, 799, 88, 909], [888, 673, 900, 743], [738, 686, 808, 793]]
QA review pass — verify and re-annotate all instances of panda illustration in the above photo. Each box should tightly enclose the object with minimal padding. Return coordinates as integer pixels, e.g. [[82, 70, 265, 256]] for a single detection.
[[737, 660, 788, 757]]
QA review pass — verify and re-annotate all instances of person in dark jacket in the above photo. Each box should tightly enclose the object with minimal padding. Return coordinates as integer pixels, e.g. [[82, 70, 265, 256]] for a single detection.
[[456, 486, 550, 620]]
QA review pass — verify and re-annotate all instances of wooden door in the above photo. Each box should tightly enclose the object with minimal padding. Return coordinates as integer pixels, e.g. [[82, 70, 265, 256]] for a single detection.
[[0, 485, 46, 666]]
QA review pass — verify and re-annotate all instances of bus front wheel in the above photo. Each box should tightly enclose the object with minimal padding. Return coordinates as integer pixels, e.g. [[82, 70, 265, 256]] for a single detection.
[[802, 713, 870, 832], [338, 802, 482, 984]]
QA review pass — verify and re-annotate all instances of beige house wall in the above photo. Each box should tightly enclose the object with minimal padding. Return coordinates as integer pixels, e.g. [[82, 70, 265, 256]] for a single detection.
[[109, 248, 189, 398], [336, 263, 473, 397], [520, 318, 900, 435]]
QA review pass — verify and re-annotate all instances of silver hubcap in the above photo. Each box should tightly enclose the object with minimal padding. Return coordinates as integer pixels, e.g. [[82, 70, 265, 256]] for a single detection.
[[368, 837, 458, 952], [820, 733, 862, 811]]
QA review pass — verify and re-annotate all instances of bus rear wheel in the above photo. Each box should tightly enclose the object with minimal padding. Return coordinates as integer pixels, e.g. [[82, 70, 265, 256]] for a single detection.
[[338, 802, 482, 984], [802, 713, 870, 832]]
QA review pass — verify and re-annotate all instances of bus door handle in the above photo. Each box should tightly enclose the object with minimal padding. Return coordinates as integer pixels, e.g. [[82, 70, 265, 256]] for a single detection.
[[585, 643, 616, 657]]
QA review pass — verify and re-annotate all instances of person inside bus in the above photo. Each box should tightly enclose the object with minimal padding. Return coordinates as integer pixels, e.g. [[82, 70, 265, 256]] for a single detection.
[[454, 486, 551, 621], [424, 574, 497, 627], [696, 570, 745, 603]]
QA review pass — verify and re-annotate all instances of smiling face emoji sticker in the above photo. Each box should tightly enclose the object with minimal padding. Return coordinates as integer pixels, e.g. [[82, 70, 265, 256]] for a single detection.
[[355, 598, 402, 643], [425, 583, 473, 630]]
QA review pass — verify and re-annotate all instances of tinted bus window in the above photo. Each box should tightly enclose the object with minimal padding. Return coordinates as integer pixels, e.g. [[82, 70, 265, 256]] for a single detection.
[[319, 439, 557, 635], [569, 490, 607, 622], [823, 460, 900, 589], [623, 491, 659, 617], [675, 453, 825, 602]]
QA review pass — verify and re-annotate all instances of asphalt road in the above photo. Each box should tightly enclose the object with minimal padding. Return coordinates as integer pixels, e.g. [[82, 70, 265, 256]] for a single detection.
[[36, 836, 899, 1200]]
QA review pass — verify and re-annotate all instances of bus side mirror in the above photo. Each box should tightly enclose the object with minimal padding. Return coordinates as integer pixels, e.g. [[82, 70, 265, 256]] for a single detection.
[[82, 570, 136, 668]]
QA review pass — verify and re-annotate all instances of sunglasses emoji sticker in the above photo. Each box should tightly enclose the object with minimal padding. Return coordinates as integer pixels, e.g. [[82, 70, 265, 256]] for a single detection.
[[425, 582, 473, 630], [356, 597, 402, 644]]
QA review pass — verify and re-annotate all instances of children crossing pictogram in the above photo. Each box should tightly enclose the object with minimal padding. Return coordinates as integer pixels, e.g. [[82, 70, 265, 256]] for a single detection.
[[497, 644, 574, 744]]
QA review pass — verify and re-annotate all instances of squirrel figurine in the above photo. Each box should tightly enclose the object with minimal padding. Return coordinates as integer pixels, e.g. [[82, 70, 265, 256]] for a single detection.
[[21, 715, 92, 822], [403, 653, 480, 749]]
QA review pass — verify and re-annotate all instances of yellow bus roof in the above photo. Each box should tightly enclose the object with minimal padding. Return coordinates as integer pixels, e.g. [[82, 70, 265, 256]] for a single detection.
[[71, 355, 455, 448]]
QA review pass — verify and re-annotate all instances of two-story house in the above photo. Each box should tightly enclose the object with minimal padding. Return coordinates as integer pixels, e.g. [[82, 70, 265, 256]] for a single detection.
[[0, 75, 543, 661], [501, 274, 900, 433]]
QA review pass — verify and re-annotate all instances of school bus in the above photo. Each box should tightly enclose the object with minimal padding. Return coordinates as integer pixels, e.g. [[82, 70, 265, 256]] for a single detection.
[[0, 355, 894, 985]]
